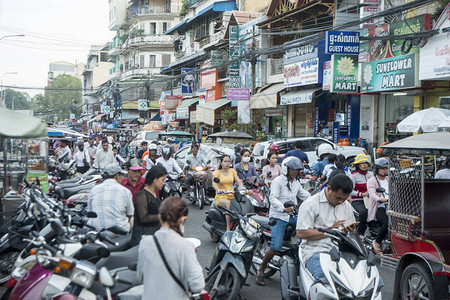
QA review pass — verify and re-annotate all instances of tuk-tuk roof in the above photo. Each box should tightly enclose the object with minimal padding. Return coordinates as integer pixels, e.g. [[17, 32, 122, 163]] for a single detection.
[[159, 131, 194, 136], [382, 132, 450, 154], [207, 131, 253, 139]]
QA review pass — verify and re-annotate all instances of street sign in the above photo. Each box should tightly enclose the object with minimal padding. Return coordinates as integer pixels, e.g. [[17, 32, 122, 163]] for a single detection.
[[138, 99, 148, 111]]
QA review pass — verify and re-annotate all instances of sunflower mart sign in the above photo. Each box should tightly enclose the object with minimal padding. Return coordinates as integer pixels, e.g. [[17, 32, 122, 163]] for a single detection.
[[361, 53, 419, 93], [331, 54, 358, 93]]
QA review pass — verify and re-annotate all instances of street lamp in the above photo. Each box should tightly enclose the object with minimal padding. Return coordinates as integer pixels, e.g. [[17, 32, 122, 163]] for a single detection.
[[1, 72, 18, 108], [0, 34, 25, 41]]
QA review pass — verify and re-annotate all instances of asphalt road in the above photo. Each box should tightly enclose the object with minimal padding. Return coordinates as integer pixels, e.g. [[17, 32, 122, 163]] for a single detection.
[[184, 197, 395, 300]]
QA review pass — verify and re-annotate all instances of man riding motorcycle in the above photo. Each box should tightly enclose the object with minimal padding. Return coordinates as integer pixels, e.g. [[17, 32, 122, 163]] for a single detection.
[[142, 143, 159, 173], [256, 157, 310, 286], [185, 142, 209, 199], [155, 145, 183, 176]]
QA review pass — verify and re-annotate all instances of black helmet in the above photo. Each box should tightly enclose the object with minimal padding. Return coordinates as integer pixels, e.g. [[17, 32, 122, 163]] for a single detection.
[[235, 143, 244, 153], [374, 158, 388, 174], [161, 145, 173, 158]]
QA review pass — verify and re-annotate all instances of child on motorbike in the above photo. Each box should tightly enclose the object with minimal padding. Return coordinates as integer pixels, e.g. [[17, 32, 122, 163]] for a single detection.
[[212, 155, 243, 231]]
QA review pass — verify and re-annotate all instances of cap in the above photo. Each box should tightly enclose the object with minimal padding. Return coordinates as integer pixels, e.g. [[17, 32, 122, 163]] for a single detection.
[[128, 158, 144, 171], [352, 154, 371, 166], [104, 164, 127, 176]]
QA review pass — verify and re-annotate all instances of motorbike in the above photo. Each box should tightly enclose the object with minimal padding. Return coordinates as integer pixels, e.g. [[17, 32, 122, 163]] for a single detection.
[[204, 206, 261, 300], [280, 228, 382, 300], [186, 159, 211, 209], [48, 169, 102, 203], [243, 176, 268, 215], [251, 201, 299, 278], [160, 172, 183, 198], [202, 178, 254, 242]]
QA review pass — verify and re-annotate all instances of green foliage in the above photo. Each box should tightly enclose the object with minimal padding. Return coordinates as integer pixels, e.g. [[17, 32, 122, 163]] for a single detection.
[[119, 33, 129, 44], [433, 0, 450, 21], [130, 28, 145, 38], [3, 89, 30, 110], [179, 0, 189, 16], [220, 108, 236, 128], [36, 74, 82, 121]]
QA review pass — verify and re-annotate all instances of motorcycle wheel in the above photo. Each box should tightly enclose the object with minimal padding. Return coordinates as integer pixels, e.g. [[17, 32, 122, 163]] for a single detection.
[[399, 263, 434, 300], [253, 240, 277, 278], [206, 266, 241, 300], [0, 251, 19, 284], [198, 186, 204, 210], [1, 287, 12, 300]]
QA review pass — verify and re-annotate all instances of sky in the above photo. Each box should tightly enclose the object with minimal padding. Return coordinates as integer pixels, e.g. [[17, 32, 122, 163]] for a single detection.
[[0, 0, 115, 97]]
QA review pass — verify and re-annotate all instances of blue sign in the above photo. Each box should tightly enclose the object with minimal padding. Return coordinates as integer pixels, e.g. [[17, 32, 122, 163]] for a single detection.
[[283, 42, 318, 65], [181, 68, 195, 95], [333, 122, 340, 144], [325, 31, 360, 54]]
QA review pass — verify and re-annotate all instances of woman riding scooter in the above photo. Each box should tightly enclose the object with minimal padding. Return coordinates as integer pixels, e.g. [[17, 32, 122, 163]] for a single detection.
[[234, 148, 260, 182], [212, 155, 244, 231], [367, 158, 389, 254]]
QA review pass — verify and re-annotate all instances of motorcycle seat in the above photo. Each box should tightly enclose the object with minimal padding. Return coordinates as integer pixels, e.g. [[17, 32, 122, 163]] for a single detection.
[[75, 234, 132, 261], [56, 183, 96, 199], [250, 215, 272, 230], [96, 245, 139, 269]]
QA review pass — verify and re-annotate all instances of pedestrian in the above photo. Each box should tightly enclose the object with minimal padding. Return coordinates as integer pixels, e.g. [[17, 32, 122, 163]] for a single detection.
[[93, 140, 114, 171], [73, 141, 91, 174], [350, 153, 374, 238], [285, 141, 309, 164], [261, 152, 282, 187], [87, 164, 134, 234], [131, 165, 167, 246], [85, 137, 97, 160], [137, 197, 205, 300], [435, 157, 450, 179], [122, 158, 145, 203]]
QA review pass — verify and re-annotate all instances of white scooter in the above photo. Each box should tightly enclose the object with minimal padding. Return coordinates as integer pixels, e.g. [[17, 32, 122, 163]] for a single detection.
[[280, 228, 382, 300]]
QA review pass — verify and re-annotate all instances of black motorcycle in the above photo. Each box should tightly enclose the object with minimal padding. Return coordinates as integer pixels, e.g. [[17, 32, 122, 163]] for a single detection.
[[205, 206, 261, 300], [185, 159, 210, 209], [202, 178, 254, 242], [161, 172, 183, 198]]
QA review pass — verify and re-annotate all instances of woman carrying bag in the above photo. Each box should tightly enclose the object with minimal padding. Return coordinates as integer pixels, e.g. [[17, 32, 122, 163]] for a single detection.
[[137, 197, 205, 299]]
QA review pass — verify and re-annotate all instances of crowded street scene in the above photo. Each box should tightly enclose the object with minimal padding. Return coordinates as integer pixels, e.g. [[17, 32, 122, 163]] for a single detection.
[[1, 0, 450, 299]]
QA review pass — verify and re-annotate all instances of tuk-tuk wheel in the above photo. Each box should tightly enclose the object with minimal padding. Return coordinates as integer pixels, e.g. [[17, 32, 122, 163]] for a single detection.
[[399, 263, 433, 300]]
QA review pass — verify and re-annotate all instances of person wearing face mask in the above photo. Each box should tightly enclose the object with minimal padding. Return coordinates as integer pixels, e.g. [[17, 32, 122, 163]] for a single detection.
[[73, 141, 91, 174], [234, 148, 260, 183], [137, 196, 205, 299], [131, 165, 168, 246]]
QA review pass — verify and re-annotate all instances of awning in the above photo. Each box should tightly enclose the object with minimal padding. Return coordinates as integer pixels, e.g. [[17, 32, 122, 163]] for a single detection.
[[87, 114, 105, 124], [178, 98, 199, 108], [250, 82, 284, 109], [280, 89, 319, 105], [196, 99, 231, 126], [150, 112, 161, 121], [162, 51, 207, 72], [165, 18, 190, 35]]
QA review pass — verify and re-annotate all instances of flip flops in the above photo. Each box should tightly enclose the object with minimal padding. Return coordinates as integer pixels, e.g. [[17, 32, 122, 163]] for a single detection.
[[372, 240, 382, 254], [255, 275, 266, 286]]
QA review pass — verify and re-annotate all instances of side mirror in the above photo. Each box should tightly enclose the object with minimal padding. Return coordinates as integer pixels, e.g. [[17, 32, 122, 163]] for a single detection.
[[367, 251, 377, 266], [87, 211, 97, 218], [51, 219, 65, 237], [267, 171, 272, 178], [186, 160, 191, 165], [330, 247, 340, 262], [375, 187, 386, 194], [213, 177, 220, 183], [206, 160, 211, 164]]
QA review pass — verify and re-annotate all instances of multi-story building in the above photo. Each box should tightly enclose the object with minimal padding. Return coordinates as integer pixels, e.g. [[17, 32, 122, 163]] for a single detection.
[[48, 61, 84, 83]]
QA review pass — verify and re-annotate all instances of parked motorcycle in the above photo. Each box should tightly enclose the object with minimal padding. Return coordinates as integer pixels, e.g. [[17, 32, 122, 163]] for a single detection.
[[280, 228, 382, 300], [205, 206, 261, 300], [202, 178, 254, 242], [186, 159, 211, 209]]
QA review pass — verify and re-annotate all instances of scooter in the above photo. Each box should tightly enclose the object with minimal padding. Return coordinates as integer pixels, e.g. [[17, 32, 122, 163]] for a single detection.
[[244, 176, 268, 215], [160, 172, 183, 198], [280, 228, 382, 300], [202, 178, 254, 242], [204, 206, 261, 300], [186, 159, 211, 209]]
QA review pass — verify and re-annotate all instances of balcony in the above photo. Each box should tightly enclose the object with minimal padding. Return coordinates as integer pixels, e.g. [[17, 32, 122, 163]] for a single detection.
[[121, 67, 160, 80], [198, 31, 224, 50], [130, 5, 177, 16], [120, 35, 172, 54]]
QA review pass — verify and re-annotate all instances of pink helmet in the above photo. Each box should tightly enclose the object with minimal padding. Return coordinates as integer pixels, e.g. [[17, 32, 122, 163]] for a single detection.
[[269, 143, 280, 154]]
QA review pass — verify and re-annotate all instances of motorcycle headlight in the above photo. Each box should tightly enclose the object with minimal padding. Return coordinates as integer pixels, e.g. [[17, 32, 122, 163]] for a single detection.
[[70, 261, 96, 288], [240, 217, 261, 240], [36, 250, 54, 267], [164, 185, 170, 193], [195, 166, 203, 171]]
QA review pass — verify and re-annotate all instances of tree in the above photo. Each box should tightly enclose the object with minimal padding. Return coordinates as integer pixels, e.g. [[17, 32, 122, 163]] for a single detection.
[[39, 74, 82, 120], [3, 89, 31, 110]]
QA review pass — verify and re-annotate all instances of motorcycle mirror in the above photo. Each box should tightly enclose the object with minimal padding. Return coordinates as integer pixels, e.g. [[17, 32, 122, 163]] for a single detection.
[[206, 160, 211, 164], [213, 177, 220, 183], [330, 247, 340, 262], [375, 187, 386, 194], [128, 263, 137, 271], [367, 251, 377, 266], [304, 164, 310, 170], [87, 211, 97, 218], [99, 267, 114, 287], [186, 160, 191, 165], [267, 171, 272, 178], [96, 246, 111, 259], [51, 219, 65, 237]]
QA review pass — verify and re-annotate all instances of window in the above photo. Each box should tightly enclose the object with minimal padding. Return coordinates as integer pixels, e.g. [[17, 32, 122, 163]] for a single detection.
[[140, 55, 145, 68], [149, 55, 156, 68], [100, 52, 108, 62], [161, 54, 171, 66], [308, 138, 334, 153], [162, 22, 168, 34], [150, 23, 156, 35]]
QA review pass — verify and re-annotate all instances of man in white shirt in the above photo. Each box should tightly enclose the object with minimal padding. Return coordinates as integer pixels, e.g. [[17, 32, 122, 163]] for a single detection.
[[296, 175, 355, 281], [57, 140, 72, 180], [93, 140, 114, 171], [87, 164, 134, 233], [73, 141, 91, 174], [155, 145, 183, 175], [85, 138, 97, 161]]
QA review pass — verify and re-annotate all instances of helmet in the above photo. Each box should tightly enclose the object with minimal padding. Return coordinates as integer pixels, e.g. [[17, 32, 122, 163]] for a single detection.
[[119, 136, 126, 142], [373, 158, 388, 173], [235, 143, 244, 153], [352, 153, 371, 166], [281, 156, 303, 175], [269, 143, 280, 154], [316, 143, 333, 158], [161, 145, 173, 158], [148, 144, 157, 151]]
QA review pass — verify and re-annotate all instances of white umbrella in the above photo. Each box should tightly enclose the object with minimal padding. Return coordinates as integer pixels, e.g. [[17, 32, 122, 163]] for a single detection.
[[397, 107, 450, 133], [438, 115, 450, 129]]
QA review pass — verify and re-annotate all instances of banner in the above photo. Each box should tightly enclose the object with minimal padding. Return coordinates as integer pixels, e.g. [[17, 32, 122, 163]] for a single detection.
[[176, 106, 189, 119], [331, 54, 358, 93], [227, 88, 250, 101], [237, 100, 250, 124], [361, 53, 419, 93], [284, 58, 319, 88], [164, 95, 181, 110], [229, 26, 240, 88], [181, 68, 195, 95]]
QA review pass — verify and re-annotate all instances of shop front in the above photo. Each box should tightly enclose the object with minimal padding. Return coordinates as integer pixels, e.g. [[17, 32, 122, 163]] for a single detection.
[[195, 99, 233, 140]]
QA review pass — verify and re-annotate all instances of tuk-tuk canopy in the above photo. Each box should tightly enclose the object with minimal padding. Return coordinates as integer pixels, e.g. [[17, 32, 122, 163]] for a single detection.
[[382, 132, 450, 155]]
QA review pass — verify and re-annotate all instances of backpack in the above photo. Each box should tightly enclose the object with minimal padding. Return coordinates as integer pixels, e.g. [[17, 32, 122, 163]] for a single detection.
[[328, 166, 346, 180]]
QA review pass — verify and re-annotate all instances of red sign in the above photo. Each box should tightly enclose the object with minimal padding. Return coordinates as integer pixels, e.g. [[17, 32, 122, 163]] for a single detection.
[[200, 69, 217, 90], [206, 89, 216, 102]]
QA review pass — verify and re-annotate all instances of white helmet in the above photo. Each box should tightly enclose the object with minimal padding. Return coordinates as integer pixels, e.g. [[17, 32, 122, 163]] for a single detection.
[[316, 143, 333, 158], [148, 143, 157, 151], [281, 156, 303, 175]]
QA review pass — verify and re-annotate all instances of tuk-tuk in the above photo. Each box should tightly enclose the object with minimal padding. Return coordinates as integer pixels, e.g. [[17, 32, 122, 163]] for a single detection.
[[159, 131, 194, 149], [381, 132, 450, 299]]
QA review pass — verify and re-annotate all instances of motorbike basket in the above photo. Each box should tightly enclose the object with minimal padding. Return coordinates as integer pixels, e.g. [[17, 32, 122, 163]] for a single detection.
[[193, 171, 207, 181]]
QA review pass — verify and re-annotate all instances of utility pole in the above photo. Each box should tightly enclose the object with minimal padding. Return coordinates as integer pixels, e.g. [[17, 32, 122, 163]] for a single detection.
[[251, 24, 257, 96]]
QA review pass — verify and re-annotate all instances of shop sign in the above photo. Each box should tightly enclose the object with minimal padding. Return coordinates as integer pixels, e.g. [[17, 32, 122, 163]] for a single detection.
[[176, 106, 189, 119], [280, 89, 315, 105], [200, 69, 217, 90], [325, 31, 360, 54], [229, 26, 240, 88], [27, 173, 49, 193], [360, 6, 378, 29], [138, 99, 148, 111], [361, 53, 418, 92], [237, 100, 250, 124], [322, 61, 332, 90], [284, 58, 319, 88], [331, 54, 359, 93], [332, 122, 339, 144], [164, 95, 181, 109], [360, 0, 378, 3], [265, 108, 283, 116], [206, 90, 215, 102], [419, 13, 450, 80], [227, 88, 250, 101], [283, 42, 318, 65], [190, 110, 197, 123], [346, 98, 352, 128], [181, 68, 195, 95]]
